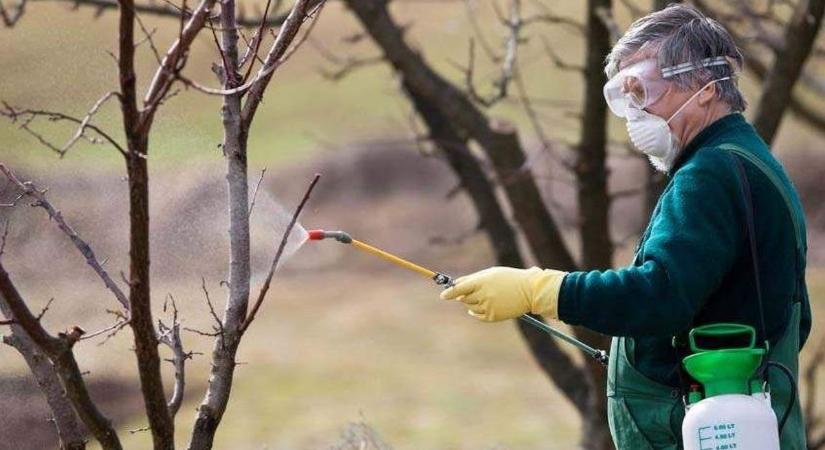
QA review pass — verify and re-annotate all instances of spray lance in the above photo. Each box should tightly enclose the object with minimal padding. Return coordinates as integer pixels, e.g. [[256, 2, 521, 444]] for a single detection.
[[307, 229, 608, 366]]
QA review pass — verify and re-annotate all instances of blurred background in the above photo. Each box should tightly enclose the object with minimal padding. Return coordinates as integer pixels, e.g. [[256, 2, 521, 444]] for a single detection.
[[1, 0, 824, 449]]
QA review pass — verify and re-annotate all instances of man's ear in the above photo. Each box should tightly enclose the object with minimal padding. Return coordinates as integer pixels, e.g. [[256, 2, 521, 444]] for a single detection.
[[696, 82, 717, 106]]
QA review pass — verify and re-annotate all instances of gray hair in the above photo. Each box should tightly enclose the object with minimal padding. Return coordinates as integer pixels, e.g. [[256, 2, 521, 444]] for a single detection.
[[605, 4, 746, 112]]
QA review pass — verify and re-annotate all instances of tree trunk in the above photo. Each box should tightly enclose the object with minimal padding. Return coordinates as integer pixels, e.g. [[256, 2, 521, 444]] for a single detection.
[[402, 80, 591, 413], [752, 0, 825, 144], [126, 140, 175, 450], [575, 0, 614, 448], [0, 300, 86, 450], [188, 2, 248, 449]]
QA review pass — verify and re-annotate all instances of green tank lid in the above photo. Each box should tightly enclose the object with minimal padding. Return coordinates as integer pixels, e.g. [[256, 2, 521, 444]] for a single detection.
[[681, 323, 765, 398]]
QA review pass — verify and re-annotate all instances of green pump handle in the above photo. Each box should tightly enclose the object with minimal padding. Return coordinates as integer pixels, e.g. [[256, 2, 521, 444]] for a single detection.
[[689, 323, 758, 353]]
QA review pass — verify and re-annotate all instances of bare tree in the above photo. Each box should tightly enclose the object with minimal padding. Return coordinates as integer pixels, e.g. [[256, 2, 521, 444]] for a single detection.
[[0, 1, 324, 449]]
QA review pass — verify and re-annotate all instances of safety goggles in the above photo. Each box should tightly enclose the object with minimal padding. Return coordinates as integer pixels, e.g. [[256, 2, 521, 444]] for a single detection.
[[603, 56, 730, 118]]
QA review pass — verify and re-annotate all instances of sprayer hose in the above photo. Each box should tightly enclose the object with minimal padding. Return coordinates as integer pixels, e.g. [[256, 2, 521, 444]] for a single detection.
[[767, 361, 796, 435]]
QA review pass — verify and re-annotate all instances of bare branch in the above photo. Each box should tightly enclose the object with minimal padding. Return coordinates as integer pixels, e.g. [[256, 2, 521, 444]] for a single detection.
[[241, 173, 320, 332], [80, 317, 130, 342], [189, 277, 225, 341], [523, 0, 585, 33], [512, 62, 574, 172], [240, 0, 274, 83], [36, 297, 54, 321], [238, 29, 267, 68], [0, 164, 130, 311], [0, 262, 122, 449], [0, 101, 127, 157], [157, 294, 188, 418], [178, 0, 324, 98], [134, 13, 163, 64], [464, 0, 501, 62], [241, 0, 326, 124], [30, 0, 298, 27], [141, 0, 219, 124], [0, 323, 86, 448], [61, 91, 119, 156], [312, 37, 385, 81], [541, 36, 584, 72], [277, 0, 324, 65], [247, 168, 266, 218], [461, 0, 521, 108]]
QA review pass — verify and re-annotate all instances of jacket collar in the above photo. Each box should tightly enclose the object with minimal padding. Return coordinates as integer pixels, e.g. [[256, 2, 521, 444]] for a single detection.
[[669, 113, 751, 174]]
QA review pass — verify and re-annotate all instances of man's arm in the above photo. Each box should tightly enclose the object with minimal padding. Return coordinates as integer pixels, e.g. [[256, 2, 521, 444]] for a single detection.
[[558, 148, 746, 337]]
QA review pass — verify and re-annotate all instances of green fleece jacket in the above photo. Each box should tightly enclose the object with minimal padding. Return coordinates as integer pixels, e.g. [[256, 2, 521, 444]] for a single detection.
[[558, 113, 812, 387]]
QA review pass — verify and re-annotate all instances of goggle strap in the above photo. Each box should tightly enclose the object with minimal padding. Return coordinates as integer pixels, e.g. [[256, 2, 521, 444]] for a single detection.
[[661, 56, 729, 78]]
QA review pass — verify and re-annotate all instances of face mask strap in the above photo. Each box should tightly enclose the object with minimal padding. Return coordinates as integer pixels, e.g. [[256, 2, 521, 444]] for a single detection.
[[665, 77, 731, 124]]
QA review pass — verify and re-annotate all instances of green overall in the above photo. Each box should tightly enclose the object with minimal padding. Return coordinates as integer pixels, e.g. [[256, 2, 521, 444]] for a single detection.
[[606, 145, 808, 449]]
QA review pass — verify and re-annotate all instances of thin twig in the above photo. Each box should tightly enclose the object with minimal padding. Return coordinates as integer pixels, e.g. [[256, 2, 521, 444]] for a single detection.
[[135, 13, 163, 64], [80, 318, 130, 342], [0, 164, 130, 311], [541, 36, 585, 72], [61, 92, 119, 156], [241, 173, 320, 332], [178, 0, 325, 96], [1, 101, 126, 157], [157, 294, 187, 417], [248, 168, 266, 219], [36, 297, 54, 321], [240, 0, 273, 83]]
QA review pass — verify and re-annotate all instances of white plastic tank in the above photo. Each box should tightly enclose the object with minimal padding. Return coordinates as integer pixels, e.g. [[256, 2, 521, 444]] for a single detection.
[[683, 391, 779, 450]]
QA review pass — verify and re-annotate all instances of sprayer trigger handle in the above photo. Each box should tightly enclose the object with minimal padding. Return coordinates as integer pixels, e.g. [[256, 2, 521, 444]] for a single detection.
[[433, 272, 453, 287]]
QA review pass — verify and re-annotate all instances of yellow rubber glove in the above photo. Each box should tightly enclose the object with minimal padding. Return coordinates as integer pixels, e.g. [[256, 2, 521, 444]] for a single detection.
[[440, 266, 567, 322]]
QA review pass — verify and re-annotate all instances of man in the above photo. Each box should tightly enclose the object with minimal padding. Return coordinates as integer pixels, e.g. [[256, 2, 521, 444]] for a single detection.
[[441, 5, 811, 449]]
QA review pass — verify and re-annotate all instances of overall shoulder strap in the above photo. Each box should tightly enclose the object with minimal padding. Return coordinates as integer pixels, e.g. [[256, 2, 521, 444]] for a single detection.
[[718, 144, 804, 255], [727, 153, 769, 346]]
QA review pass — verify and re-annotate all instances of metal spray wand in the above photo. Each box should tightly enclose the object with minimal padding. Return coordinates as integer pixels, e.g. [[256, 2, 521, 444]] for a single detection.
[[308, 229, 608, 366]]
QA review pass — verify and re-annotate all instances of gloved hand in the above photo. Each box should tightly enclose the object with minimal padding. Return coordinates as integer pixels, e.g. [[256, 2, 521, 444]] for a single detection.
[[440, 266, 567, 322]]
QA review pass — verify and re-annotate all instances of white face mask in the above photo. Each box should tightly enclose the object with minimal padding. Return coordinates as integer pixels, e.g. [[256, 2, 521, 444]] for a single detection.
[[626, 77, 729, 172]]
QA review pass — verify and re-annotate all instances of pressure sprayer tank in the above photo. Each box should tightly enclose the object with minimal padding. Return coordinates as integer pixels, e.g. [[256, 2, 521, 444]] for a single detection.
[[681, 324, 780, 450]]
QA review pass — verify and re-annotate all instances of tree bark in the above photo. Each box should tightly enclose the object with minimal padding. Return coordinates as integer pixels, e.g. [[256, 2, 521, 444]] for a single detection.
[[0, 263, 122, 450], [188, 2, 247, 448], [575, 1, 614, 448], [402, 80, 591, 413], [188, 2, 318, 448], [344, 2, 613, 446], [126, 140, 175, 450], [0, 304, 86, 449], [343, 0, 576, 272]]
